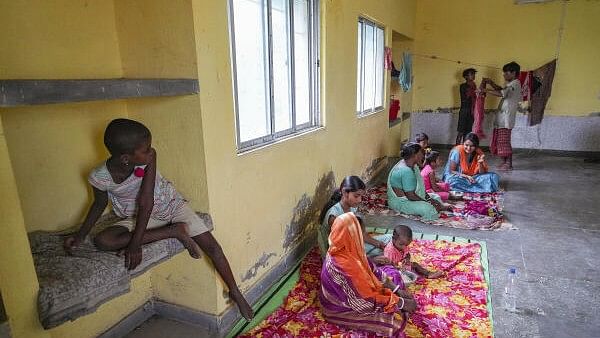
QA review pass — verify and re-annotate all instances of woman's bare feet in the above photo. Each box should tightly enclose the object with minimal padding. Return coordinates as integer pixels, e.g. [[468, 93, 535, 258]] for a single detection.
[[172, 223, 202, 259], [229, 289, 254, 321], [498, 163, 513, 171]]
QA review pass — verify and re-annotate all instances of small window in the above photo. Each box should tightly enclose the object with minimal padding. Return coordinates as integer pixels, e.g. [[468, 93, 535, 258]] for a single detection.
[[356, 18, 384, 116], [229, 0, 320, 151]]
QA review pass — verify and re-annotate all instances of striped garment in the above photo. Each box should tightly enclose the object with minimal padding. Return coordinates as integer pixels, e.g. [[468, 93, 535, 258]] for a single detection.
[[491, 128, 513, 157], [88, 162, 186, 221]]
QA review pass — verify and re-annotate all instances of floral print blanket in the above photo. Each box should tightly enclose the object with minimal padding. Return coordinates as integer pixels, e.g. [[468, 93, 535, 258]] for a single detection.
[[241, 241, 492, 338]]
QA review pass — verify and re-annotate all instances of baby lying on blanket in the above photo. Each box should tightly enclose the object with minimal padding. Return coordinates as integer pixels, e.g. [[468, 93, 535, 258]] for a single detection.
[[384, 225, 444, 279]]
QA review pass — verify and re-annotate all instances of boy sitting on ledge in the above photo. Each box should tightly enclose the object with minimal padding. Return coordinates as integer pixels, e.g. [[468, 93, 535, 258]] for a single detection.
[[64, 118, 254, 320]]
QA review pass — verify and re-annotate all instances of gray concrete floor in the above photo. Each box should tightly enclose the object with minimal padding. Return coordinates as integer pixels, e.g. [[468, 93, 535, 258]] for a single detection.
[[125, 315, 215, 338], [125, 153, 600, 338]]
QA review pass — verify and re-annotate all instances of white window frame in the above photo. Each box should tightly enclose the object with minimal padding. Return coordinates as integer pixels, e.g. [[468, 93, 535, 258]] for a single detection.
[[356, 17, 385, 117], [229, 0, 321, 152]]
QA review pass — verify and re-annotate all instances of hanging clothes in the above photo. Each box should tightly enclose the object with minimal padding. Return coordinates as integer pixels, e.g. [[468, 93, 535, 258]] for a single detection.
[[472, 80, 486, 139], [389, 97, 400, 121], [529, 59, 557, 126], [398, 52, 412, 92], [384, 47, 393, 70], [518, 71, 533, 102], [391, 61, 400, 78]]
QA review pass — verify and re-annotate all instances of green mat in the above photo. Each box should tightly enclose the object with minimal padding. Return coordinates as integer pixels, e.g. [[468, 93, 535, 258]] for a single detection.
[[226, 228, 494, 337], [226, 260, 302, 338]]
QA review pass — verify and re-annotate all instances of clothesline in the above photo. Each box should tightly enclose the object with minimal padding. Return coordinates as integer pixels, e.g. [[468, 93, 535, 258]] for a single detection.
[[411, 53, 502, 70]]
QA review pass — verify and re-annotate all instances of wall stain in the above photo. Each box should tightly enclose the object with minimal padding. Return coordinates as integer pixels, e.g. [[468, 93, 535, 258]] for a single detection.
[[242, 252, 276, 282], [363, 156, 388, 185], [283, 171, 336, 249]]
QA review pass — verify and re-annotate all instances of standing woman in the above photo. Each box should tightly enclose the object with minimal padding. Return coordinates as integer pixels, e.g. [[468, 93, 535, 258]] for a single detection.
[[456, 68, 477, 145], [443, 133, 500, 192], [387, 143, 449, 221]]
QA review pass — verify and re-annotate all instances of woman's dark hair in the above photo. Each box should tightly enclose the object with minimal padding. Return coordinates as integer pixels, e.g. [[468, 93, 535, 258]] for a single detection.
[[424, 150, 440, 166], [502, 61, 521, 75], [400, 142, 422, 160], [319, 176, 366, 222], [464, 132, 480, 148], [392, 224, 413, 240], [104, 119, 151, 155], [462, 68, 477, 78], [415, 132, 429, 143]]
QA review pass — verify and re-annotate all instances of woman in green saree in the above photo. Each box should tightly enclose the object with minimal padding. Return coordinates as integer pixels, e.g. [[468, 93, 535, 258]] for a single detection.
[[387, 143, 450, 221]]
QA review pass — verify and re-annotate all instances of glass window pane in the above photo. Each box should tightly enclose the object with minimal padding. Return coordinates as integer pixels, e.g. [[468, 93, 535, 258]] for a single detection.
[[294, 0, 310, 126], [356, 21, 362, 113], [363, 23, 375, 112], [374, 26, 384, 108], [272, 0, 293, 132], [233, 0, 271, 142]]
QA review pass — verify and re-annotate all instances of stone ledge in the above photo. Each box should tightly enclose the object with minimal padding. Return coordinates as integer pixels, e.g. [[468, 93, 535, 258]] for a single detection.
[[0, 79, 199, 107]]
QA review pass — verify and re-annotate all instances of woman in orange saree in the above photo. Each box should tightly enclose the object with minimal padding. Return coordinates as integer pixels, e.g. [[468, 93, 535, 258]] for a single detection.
[[319, 213, 416, 337], [443, 133, 499, 193]]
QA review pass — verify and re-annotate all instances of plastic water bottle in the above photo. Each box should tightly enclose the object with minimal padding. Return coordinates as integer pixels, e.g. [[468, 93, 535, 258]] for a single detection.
[[496, 194, 505, 212], [503, 267, 517, 312]]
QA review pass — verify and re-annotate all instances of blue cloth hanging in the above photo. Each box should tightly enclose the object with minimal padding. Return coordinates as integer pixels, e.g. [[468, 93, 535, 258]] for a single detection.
[[398, 52, 412, 92]]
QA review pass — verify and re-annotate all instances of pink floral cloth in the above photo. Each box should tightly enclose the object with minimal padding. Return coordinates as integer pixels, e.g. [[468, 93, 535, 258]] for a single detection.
[[241, 242, 492, 338]]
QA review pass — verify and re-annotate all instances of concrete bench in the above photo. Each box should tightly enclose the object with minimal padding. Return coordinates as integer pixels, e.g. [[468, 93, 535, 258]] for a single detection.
[[28, 213, 211, 329]]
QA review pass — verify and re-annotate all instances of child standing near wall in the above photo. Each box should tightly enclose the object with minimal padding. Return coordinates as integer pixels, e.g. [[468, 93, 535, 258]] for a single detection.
[[457, 68, 477, 145], [63, 119, 254, 320], [485, 62, 522, 170]]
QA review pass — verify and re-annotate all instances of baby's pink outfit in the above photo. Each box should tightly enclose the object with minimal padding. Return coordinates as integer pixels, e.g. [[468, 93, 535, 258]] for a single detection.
[[383, 241, 413, 272]]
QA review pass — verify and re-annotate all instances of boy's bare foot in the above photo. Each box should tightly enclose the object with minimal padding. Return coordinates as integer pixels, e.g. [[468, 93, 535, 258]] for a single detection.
[[229, 289, 254, 320], [172, 223, 202, 259]]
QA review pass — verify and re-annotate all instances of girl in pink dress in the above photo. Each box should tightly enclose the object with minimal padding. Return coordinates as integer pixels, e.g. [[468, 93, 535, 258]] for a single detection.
[[420, 151, 451, 201]]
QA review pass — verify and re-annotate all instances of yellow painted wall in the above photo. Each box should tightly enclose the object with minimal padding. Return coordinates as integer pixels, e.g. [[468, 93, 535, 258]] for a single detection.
[[412, 0, 600, 116], [191, 0, 416, 313], [0, 0, 122, 79], [113, 0, 198, 79], [0, 0, 126, 232], [550, 0, 600, 116], [0, 119, 49, 338]]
